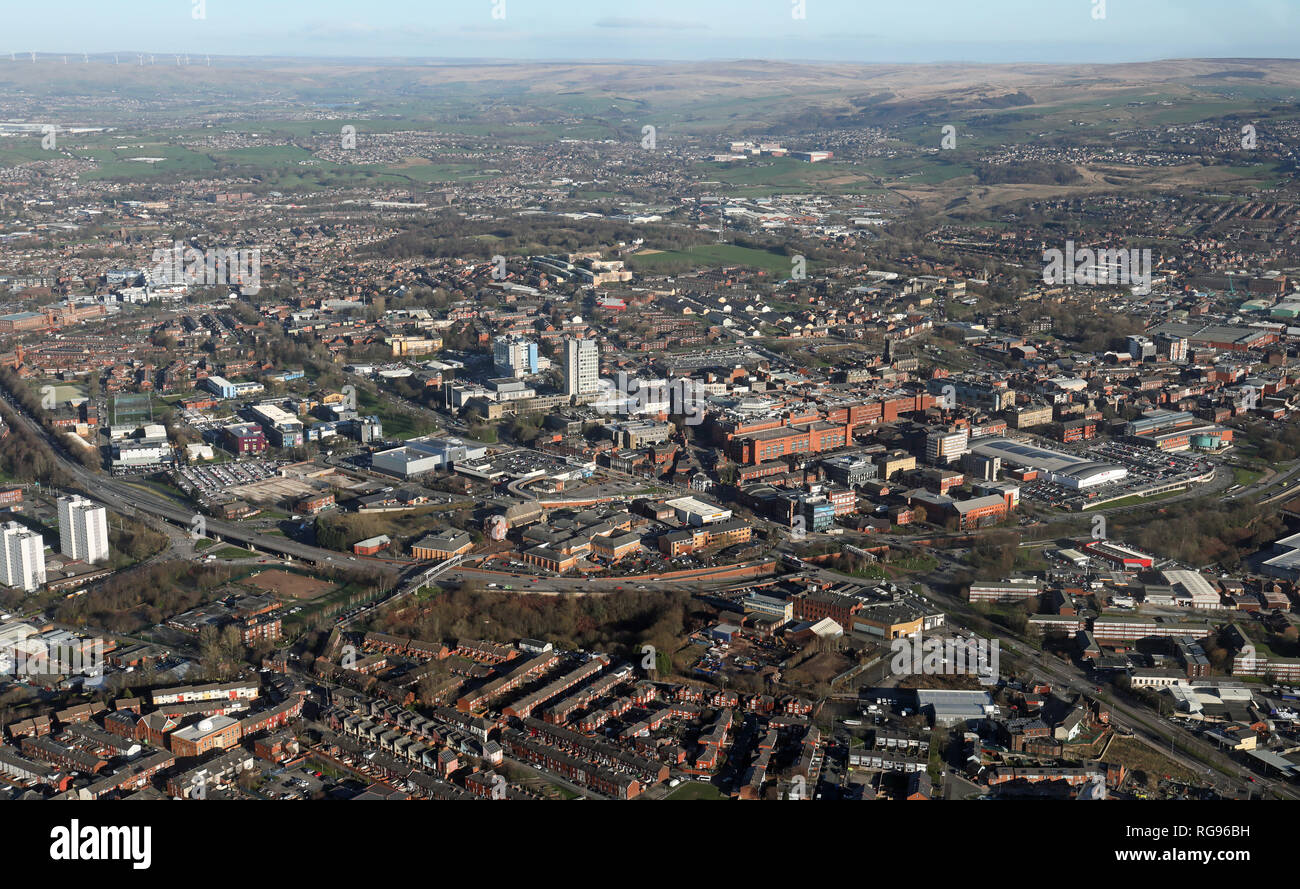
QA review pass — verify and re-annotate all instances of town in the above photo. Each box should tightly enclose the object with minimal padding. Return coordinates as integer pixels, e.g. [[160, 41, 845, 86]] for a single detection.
[[0, 14, 1299, 820]]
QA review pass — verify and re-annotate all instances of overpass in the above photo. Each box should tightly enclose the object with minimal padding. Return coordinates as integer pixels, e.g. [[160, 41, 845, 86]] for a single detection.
[[340, 554, 464, 626], [0, 386, 371, 570]]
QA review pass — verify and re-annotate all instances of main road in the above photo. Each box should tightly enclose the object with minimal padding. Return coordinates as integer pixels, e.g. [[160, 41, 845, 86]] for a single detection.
[[814, 553, 1298, 799], [0, 385, 381, 571]]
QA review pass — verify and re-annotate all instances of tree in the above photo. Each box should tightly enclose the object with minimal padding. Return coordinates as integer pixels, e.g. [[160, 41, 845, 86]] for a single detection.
[[716, 461, 737, 485]]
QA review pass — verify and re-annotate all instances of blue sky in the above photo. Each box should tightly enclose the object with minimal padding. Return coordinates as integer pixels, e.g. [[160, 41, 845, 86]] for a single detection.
[[5, 0, 1299, 63]]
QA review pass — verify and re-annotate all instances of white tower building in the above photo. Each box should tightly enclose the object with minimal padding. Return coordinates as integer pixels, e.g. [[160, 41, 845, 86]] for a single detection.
[[58, 495, 110, 563]]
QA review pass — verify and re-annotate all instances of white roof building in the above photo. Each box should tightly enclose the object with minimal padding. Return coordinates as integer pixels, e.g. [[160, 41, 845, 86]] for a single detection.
[[1162, 569, 1222, 610], [916, 689, 995, 727]]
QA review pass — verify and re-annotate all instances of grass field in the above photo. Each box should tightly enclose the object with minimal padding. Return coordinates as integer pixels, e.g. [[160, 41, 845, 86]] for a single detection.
[[695, 156, 885, 193], [25, 382, 85, 405], [212, 546, 258, 560], [1089, 487, 1190, 510], [665, 781, 727, 800], [64, 127, 496, 190], [79, 144, 218, 180], [1232, 466, 1265, 488], [357, 388, 437, 440], [625, 243, 806, 276], [121, 478, 193, 507], [887, 553, 940, 573]]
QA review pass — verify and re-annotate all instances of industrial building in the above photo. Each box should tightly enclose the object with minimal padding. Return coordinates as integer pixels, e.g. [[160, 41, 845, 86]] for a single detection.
[[968, 438, 1127, 489], [371, 437, 489, 479], [664, 496, 732, 526], [915, 689, 995, 727]]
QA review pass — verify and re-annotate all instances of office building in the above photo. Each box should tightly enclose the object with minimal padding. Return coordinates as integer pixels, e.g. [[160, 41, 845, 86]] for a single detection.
[[925, 426, 969, 465], [493, 335, 539, 378]]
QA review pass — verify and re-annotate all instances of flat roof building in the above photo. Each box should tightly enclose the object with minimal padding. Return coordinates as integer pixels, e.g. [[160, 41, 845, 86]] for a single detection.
[[916, 689, 995, 727], [970, 437, 1127, 489]]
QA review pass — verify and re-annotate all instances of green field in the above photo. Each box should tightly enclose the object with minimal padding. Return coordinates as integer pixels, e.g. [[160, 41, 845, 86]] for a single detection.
[[79, 143, 218, 180], [625, 244, 808, 277], [695, 156, 880, 194], [25, 382, 84, 405], [665, 781, 727, 800], [211, 545, 258, 560], [357, 388, 437, 440], [1232, 466, 1264, 488], [56, 125, 497, 190]]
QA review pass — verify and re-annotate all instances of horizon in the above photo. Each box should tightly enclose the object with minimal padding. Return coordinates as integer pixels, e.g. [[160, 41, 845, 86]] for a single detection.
[[11, 54, 1300, 67], [5, 0, 1300, 65]]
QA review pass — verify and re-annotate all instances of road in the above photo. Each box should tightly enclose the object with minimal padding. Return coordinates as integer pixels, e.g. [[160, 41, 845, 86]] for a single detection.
[[6, 379, 1296, 797], [0, 384, 385, 570], [812, 553, 1298, 799]]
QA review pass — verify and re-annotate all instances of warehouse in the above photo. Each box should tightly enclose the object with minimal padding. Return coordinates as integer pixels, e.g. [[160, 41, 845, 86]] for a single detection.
[[1086, 540, 1155, 569], [969, 438, 1127, 490], [371, 436, 488, 479], [665, 496, 732, 526], [915, 689, 995, 727]]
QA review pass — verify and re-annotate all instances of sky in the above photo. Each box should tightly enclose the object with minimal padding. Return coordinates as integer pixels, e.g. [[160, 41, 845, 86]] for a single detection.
[[4, 0, 1300, 64]]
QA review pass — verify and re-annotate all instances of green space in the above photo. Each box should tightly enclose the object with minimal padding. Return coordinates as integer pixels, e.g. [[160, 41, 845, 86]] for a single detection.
[[43, 384, 86, 403], [665, 781, 726, 800], [78, 143, 218, 180], [356, 387, 437, 440], [211, 546, 258, 560], [121, 477, 194, 507], [1089, 487, 1190, 510], [886, 552, 939, 573], [625, 243, 807, 277], [860, 155, 976, 185], [694, 156, 884, 193], [0, 142, 54, 165], [314, 501, 474, 552], [1232, 466, 1264, 488]]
